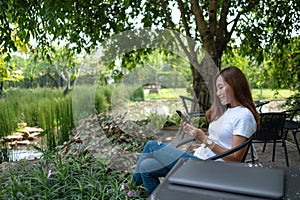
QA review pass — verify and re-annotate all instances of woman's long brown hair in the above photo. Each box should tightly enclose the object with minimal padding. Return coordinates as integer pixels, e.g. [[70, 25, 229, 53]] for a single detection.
[[205, 66, 259, 129]]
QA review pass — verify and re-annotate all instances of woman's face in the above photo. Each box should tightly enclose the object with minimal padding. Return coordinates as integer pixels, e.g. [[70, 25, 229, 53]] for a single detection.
[[216, 75, 237, 107]]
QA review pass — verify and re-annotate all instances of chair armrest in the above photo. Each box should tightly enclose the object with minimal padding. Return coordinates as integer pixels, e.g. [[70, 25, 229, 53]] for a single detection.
[[255, 101, 270, 108], [176, 131, 209, 148], [179, 95, 209, 114], [255, 101, 270, 113], [179, 95, 197, 103], [281, 107, 300, 121], [175, 138, 195, 148], [205, 134, 254, 162]]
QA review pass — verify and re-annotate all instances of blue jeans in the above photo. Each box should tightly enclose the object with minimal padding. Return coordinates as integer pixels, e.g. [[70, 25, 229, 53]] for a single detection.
[[132, 140, 199, 196]]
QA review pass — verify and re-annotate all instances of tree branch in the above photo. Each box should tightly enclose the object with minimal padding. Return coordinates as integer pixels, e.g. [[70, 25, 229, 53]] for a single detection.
[[177, 0, 200, 67], [159, 0, 174, 28], [190, 0, 207, 39], [226, 0, 260, 42], [208, 0, 218, 35], [177, 0, 192, 38], [218, 0, 230, 39]]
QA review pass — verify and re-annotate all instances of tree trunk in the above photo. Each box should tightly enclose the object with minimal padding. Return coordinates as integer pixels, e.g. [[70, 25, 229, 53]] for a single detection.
[[0, 81, 3, 94], [191, 51, 220, 112], [193, 40, 222, 110], [47, 73, 60, 89], [63, 85, 71, 96], [63, 78, 73, 96]]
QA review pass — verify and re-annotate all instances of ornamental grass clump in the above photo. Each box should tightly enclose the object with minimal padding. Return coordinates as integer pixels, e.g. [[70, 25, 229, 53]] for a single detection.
[[0, 152, 146, 199]]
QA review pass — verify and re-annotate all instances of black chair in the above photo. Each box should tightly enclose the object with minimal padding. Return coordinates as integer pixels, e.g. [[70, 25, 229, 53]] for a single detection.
[[253, 112, 289, 166], [179, 95, 208, 121], [255, 100, 270, 113], [282, 103, 300, 157], [178, 95, 208, 138], [175, 134, 255, 163], [251, 101, 270, 159], [206, 134, 255, 163]]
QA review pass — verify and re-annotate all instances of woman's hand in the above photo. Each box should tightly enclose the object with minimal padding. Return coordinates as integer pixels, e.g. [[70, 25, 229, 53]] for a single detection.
[[182, 122, 206, 143]]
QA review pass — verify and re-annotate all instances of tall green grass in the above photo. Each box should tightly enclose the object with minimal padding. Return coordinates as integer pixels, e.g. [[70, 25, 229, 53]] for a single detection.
[[0, 86, 113, 152]]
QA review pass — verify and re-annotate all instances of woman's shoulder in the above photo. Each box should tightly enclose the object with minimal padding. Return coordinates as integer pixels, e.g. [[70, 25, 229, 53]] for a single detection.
[[227, 106, 251, 113], [227, 106, 254, 119]]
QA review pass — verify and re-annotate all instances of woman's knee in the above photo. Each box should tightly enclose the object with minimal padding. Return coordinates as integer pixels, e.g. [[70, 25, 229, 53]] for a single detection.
[[145, 140, 157, 146], [144, 140, 160, 150], [140, 158, 163, 173]]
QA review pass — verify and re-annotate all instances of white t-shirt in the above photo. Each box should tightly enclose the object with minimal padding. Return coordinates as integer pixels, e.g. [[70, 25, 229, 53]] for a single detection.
[[193, 106, 256, 160]]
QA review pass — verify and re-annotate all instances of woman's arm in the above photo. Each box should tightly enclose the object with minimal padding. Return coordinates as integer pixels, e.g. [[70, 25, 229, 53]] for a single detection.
[[208, 135, 247, 162], [183, 122, 248, 162]]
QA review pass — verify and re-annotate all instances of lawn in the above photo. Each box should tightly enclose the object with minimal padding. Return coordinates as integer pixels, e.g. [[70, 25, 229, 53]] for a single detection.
[[251, 89, 294, 100], [144, 88, 294, 101]]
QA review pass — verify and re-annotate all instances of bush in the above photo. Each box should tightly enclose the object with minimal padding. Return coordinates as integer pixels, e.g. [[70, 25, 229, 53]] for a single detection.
[[130, 87, 144, 102]]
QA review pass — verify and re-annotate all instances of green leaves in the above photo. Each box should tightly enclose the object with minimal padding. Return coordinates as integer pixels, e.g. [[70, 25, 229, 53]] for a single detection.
[[0, 155, 134, 199]]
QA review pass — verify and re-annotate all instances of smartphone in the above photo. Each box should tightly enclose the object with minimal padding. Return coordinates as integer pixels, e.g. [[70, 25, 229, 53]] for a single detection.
[[176, 110, 189, 123]]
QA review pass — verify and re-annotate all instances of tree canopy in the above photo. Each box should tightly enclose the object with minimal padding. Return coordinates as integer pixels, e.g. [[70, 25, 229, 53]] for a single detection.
[[1, 0, 299, 103]]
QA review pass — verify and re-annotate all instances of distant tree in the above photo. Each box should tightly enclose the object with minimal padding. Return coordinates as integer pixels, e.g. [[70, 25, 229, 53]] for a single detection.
[[262, 37, 300, 98], [11, 54, 53, 89], [10, 47, 80, 92], [0, 55, 23, 92], [223, 37, 300, 100], [47, 46, 79, 95], [0, 31, 28, 92]]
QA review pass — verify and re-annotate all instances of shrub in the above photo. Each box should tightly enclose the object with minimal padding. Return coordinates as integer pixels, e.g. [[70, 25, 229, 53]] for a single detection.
[[130, 87, 144, 102]]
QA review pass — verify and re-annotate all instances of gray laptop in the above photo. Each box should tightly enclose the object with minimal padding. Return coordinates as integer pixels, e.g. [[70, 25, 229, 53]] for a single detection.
[[168, 159, 284, 199]]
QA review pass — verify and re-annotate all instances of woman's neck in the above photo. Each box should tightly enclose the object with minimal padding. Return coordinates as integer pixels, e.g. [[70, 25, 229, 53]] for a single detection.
[[228, 101, 241, 108]]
